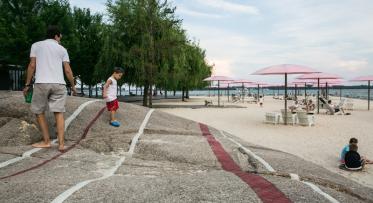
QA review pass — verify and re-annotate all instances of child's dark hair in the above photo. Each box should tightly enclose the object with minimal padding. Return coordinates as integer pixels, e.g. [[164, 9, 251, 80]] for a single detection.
[[113, 67, 124, 73], [349, 137, 358, 144], [349, 143, 358, 151], [46, 25, 61, 39]]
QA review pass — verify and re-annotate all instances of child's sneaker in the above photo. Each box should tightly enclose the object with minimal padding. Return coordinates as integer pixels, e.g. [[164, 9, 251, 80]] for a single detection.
[[110, 121, 120, 127]]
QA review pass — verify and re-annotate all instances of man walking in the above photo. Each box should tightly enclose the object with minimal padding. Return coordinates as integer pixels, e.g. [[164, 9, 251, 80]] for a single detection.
[[23, 26, 77, 151]]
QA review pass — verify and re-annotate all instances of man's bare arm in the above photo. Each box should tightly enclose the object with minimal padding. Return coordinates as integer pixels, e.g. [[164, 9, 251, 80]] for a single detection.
[[25, 57, 36, 85], [23, 57, 36, 95], [63, 61, 77, 95]]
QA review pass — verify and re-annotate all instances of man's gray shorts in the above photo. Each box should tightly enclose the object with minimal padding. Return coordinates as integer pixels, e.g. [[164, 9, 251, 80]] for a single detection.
[[31, 84, 67, 114]]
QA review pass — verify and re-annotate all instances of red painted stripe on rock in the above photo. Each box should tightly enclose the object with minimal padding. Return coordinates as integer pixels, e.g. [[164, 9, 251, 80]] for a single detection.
[[199, 123, 291, 203], [0, 107, 105, 180]]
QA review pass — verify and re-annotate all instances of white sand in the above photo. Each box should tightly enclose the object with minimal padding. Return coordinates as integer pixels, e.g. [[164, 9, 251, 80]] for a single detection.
[[158, 95, 373, 189]]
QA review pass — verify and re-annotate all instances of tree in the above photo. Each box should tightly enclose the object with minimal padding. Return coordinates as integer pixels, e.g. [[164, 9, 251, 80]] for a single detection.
[[72, 7, 103, 97], [0, 0, 212, 102], [0, 0, 46, 66]]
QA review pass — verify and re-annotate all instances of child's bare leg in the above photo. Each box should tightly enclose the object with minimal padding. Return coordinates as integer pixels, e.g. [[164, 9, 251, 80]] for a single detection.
[[110, 110, 116, 122]]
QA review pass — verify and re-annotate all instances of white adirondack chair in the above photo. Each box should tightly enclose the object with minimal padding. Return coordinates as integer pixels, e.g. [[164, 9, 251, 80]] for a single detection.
[[296, 111, 315, 127], [281, 109, 297, 125], [265, 112, 280, 125]]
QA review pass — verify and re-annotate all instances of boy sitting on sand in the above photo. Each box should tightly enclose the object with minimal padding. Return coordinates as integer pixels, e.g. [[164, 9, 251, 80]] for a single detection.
[[340, 138, 373, 167], [103, 67, 124, 127], [340, 138, 357, 164], [344, 144, 371, 170]]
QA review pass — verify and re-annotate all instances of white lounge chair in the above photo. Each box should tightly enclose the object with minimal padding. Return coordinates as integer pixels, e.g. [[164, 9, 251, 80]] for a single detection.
[[296, 111, 315, 127], [265, 112, 280, 125], [281, 109, 297, 125]]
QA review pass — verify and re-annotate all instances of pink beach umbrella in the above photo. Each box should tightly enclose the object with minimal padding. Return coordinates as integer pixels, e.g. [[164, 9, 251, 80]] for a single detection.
[[204, 76, 233, 106], [297, 73, 342, 113], [350, 75, 373, 110], [252, 64, 319, 125]]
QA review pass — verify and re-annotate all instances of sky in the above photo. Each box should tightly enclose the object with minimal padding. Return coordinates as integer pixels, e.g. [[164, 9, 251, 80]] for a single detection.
[[69, 0, 373, 84]]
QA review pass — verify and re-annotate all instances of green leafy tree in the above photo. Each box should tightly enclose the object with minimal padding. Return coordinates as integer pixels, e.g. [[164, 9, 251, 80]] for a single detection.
[[72, 7, 103, 97], [0, 0, 45, 66]]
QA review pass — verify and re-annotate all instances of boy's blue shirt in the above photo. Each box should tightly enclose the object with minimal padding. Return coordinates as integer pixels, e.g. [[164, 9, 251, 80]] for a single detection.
[[340, 144, 349, 161]]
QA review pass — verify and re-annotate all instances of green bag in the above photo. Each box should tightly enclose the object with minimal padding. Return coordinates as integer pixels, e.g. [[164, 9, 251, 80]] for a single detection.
[[24, 86, 33, 103]]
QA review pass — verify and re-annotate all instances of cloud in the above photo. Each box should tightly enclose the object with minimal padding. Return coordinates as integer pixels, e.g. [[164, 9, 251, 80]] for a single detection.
[[177, 6, 224, 19], [208, 58, 234, 76], [337, 60, 368, 72], [194, 0, 260, 15], [69, 0, 106, 14], [183, 21, 373, 83]]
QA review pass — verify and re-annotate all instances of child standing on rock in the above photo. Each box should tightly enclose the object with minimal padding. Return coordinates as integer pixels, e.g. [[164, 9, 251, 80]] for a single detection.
[[103, 67, 124, 127]]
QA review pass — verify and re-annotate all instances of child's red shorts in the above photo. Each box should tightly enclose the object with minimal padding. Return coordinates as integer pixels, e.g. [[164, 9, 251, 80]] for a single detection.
[[106, 99, 119, 111]]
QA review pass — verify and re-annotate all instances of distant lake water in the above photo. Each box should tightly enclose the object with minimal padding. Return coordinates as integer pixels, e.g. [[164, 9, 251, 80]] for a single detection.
[[77, 87, 372, 101]]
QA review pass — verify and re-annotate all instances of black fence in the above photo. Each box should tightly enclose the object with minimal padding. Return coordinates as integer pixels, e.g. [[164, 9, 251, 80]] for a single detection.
[[0, 65, 25, 91]]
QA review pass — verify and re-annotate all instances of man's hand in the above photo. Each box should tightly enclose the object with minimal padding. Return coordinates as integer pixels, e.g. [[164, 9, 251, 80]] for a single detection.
[[23, 86, 30, 96], [24, 58, 36, 95], [71, 86, 77, 96]]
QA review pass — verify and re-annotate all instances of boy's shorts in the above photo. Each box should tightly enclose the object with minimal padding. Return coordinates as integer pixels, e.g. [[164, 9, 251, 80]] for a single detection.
[[106, 99, 119, 111], [31, 83, 67, 114]]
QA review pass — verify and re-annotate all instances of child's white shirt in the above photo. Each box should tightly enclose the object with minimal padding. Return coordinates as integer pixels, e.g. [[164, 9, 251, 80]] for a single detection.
[[106, 76, 117, 102]]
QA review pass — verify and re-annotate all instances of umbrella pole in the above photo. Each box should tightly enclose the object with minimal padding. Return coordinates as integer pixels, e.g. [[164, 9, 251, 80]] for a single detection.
[[369, 80, 371, 110], [304, 82, 307, 100], [242, 83, 245, 102], [257, 84, 260, 102], [326, 82, 329, 100], [317, 78, 320, 114], [340, 86, 342, 101], [228, 84, 230, 102], [295, 84, 298, 99], [218, 81, 220, 107], [284, 73, 288, 125]]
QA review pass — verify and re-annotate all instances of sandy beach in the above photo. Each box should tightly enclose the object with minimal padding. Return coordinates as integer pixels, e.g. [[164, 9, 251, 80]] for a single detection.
[[158, 95, 373, 189]]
